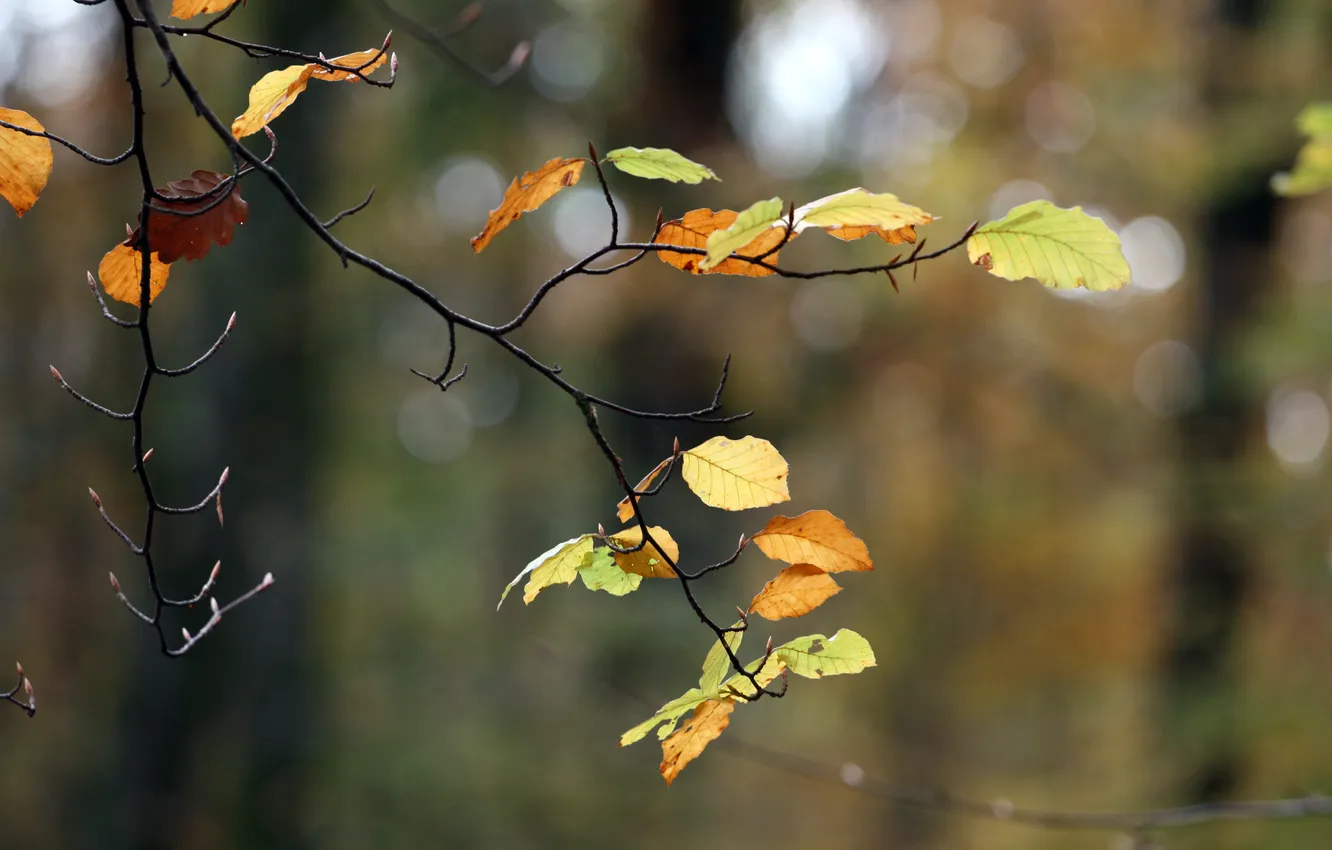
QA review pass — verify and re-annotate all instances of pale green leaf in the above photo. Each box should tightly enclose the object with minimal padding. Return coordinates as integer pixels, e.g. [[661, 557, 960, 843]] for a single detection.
[[718, 654, 785, 701], [605, 147, 719, 184], [497, 534, 593, 609], [699, 623, 744, 697], [701, 197, 783, 270], [619, 687, 708, 747], [1296, 102, 1332, 138], [1273, 104, 1332, 196], [791, 188, 932, 232], [577, 546, 643, 596], [967, 200, 1130, 291], [774, 628, 876, 678]]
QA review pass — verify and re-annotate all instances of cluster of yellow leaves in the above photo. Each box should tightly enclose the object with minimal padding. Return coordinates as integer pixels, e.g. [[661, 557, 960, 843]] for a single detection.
[[0, 108, 52, 218], [231, 41, 391, 139]]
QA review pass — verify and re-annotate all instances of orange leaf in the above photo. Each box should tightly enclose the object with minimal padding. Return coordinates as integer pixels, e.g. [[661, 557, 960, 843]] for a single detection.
[[752, 510, 872, 573], [656, 208, 793, 276], [607, 525, 678, 578], [170, 0, 241, 18], [98, 244, 172, 307], [0, 108, 53, 218], [660, 699, 733, 785], [231, 40, 390, 139], [141, 169, 249, 263], [471, 157, 585, 253], [748, 563, 842, 620], [825, 223, 918, 244], [616, 457, 671, 523], [310, 47, 391, 82]]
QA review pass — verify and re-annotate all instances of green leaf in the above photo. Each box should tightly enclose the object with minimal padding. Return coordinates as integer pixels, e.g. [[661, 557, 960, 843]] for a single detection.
[[774, 629, 876, 678], [619, 687, 708, 747], [701, 197, 783, 270], [792, 188, 932, 232], [967, 200, 1130, 291], [698, 623, 744, 697], [1296, 102, 1332, 138], [577, 546, 643, 596], [718, 654, 785, 701], [498, 534, 594, 609], [1273, 104, 1332, 196], [604, 147, 719, 184]]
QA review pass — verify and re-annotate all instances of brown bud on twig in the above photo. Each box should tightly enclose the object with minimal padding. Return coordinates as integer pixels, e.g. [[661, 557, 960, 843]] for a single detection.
[[209, 561, 221, 584], [216, 492, 224, 527], [509, 42, 531, 70], [261, 572, 275, 588], [597, 522, 606, 537], [383, 30, 393, 49], [142, 448, 154, 463], [738, 533, 748, 551], [673, 436, 681, 457], [734, 606, 748, 624], [88, 488, 101, 508], [15, 662, 23, 677], [226, 312, 237, 333], [49, 365, 63, 384], [765, 636, 773, 655], [210, 597, 220, 616], [218, 467, 230, 488], [23, 678, 32, 697], [457, 2, 482, 26], [109, 571, 120, 593], [181, 627, 191, 642]]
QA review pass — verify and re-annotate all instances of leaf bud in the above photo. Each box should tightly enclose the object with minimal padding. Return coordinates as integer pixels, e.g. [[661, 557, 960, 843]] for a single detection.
[[109, 571, 120, 593]]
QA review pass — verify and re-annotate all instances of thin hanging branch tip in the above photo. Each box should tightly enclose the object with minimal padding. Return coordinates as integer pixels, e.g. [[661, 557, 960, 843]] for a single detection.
[[88, 488, 101, 508], [49, 365, 63, 384], [109, 571, 120, 593]]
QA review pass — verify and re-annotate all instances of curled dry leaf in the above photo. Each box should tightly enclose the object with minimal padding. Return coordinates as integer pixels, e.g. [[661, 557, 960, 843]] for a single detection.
[[659, 699, 733, 785], [607, 525, 678, 578], [98, 244, 172, 306], [751, 510, 872, 573], [141, 170, 249, 263], [748, 563, 842, 620], [471, 157, 585, 253], [0, 108, 53, 218], [657, 208, 793, 276], [681, 435, 790, 511], [616, 456, 672, 523], [231, 43, 390, 138]]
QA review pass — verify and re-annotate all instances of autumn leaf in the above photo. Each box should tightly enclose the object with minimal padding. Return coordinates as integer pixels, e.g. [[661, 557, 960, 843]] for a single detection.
[[0, 108, 53, 218], [607, 525, 678, 578], [773, 629, 876, 678], [604, 147, 718, 183], [698, 622, 744, 697], [620, 687, 709, 747], [719, 654, 786, 701], [98, 244, 172, 307], [681, 435, 790, 511], [497, 534, 594, 608], [968, 200, 1130, 291], [140, 170, 249, 263], [751, 510, 872, 573], [660, 699, 733, 785], [1273, 103, 1332, 196], [577, 546, 642, 596], [748, 564, 842, 620], [231, 42, 391, 139], [470, 157, 585, 253], [656, 208, 792, 276], [616, 456, 671, 522], [701, 197, 784, 270], [824, 223, 919, 244], [791, 188, 932, 244], [170, 0, 241, 19]]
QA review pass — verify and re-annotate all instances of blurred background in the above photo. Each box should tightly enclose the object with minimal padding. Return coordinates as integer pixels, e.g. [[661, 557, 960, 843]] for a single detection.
[[0, 0, 1330, 848]]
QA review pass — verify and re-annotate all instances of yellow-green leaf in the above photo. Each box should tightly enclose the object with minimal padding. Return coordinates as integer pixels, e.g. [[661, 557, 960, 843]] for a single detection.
[[681, 436, 790, 511], [791, 188, 932, 234], [751, 510, 872, 573], [605, 147, 719, 184], [748, 564, 842, 620], [660, 699, 733, 785], [718, 654, 785, 701], [607, 525, 678, 578], [701, 197, 783, 270], [577, 546, 642, 596], [967, 200, 1130, 291], [774, 629, 876, 678], [619, 687, 708, 747], [0, 108, 53, 217], [498, 534, 593, 609], [699, 622, 744, 697], [1273, 103, 1332, 196]]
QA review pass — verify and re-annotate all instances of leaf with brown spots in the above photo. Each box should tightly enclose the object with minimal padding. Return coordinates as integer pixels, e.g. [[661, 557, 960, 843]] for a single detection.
[[98, 244, 172, 307], [607, 525, 678, 578], [751, 510, 872, 573], [0, 108, 52, 218], [748, 563, 842, 620], [140, 170, 249, 263], [656, 208, 794, 276], [659, 699, 733, 785], [470, 157, 585, 253]]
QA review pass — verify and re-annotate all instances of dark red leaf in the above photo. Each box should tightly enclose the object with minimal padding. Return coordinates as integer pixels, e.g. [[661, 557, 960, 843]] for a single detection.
[[139, 169, 249, 263]]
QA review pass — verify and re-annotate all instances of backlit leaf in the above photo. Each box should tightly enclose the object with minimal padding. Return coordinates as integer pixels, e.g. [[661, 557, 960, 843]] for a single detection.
[[0, 108, 52, 217], [751, 510, 872, 573], [791, 188, 932, 242], [681, 435, 790, 511], [470, 157, 585, 253], [141, 169, 249, 263], [748, 564, 842, 620], [619, 687, 708, 747], [1273, 103, 1332, 196], [660, 699, 733, 785], [98, 244, 171, 307], [497, 534, 593, 609], [605, 147, 718, 183], [616, 457, 671, 522], [774, 629, 876, 679], [719, 654, 786, 700], [607, 525, 678, 578], [657, 208, 792, 276], [701, 197, 784, 270], [577, 546, 642, 596], [967, 200, 1130, 291], [231, 43, 390, 139], [824, 223, 919, 244], [698, 622, 744, 697], [171, 0, 240, 19]]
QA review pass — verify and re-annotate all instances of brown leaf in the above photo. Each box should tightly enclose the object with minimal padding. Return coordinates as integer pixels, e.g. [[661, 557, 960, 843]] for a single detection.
[[656, 208, 794, 276], [616, 457, 671, 523], [141, 170, 249, 263], [825, 223, 918, 244], [98, 244, 172, 306], [751, 510, 872, 573], [471, 157, 585, 253], [748, 563, 842, 620], [660, 699, 733, 785], [608, 526, 678, 578], [0, 108, 53, 218]]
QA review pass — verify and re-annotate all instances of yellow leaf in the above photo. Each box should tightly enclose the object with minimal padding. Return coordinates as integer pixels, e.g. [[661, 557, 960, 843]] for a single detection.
[[231, 64, 314, 139], [698, 622, 744, 696], [616, 456, 671, 523], [701, 197, 783, 270], [751, 510, 872, 573], [659, 699, 733, 785], [497, 534, 594, 608], [681, 435, 790, 511], [607, 525, 678, 578], [774, 629, 876, 678], [170, 0, 238, 18], [0, 108, 53, 218], [968, 201, 1130, 291], [719, 654, 786, 701], [748, 564, 842, 620], [657, 208, 793, 276], [791, 188, 933, 235], [309, 47, 391, 82], [470, 157, 585, 253], [98, 244, 172, 307], [619, 687, 707, 747]]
